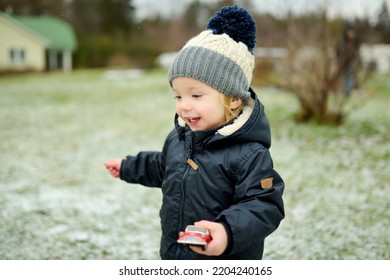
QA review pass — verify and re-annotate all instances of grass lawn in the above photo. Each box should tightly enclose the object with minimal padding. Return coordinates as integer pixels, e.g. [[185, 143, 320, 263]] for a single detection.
[[0, 69, 389, 259]]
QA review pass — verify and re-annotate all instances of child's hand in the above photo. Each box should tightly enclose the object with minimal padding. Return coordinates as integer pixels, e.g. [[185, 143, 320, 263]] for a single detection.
[[190, 220, 228, 256], [104, 159, 122, 178]]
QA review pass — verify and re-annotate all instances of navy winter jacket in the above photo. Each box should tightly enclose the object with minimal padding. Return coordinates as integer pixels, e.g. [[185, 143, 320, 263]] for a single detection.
[[120, 89, 285, 259]]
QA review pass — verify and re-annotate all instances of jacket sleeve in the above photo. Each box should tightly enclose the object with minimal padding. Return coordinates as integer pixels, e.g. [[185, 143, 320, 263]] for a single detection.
[[119, 130, 177, 188], [120, 151, 165, 188], [215, 144, 285, 256]]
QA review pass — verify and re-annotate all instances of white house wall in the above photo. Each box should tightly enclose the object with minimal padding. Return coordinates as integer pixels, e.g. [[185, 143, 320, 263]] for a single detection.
[[0, 16, 47, 71], [361, 44, 390, 74]]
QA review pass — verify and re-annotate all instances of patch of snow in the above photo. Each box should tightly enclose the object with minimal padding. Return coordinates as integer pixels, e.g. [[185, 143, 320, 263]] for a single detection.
[[103, 69, 144, 80]]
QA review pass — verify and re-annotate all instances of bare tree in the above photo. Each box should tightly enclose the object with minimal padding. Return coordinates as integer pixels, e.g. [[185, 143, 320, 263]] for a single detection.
[[276, 11, 370, 125]]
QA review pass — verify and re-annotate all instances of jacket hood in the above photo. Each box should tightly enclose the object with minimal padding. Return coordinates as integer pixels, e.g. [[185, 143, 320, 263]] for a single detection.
[[175, 88, 271, 149]]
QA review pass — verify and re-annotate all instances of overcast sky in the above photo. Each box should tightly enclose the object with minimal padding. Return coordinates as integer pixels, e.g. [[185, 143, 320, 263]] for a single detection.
[[132, 0, 389, 22]]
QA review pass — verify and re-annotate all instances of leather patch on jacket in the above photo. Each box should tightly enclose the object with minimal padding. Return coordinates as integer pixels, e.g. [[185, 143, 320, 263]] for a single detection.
[[261, 177, 273, 189], [187, 158, 199, 171]]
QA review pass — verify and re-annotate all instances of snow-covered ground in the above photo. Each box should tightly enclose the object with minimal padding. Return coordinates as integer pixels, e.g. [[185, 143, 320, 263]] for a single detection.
[[0, 70, 388, 259]]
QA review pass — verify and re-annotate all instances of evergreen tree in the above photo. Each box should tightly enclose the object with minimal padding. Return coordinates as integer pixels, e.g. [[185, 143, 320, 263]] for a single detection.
[[99, 0, 135, 34], [0, 0, 67, 17], [375, 0, 390, 43]]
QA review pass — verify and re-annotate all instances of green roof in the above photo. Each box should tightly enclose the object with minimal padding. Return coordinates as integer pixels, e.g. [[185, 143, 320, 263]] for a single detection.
[[12, 15, 77, 51]]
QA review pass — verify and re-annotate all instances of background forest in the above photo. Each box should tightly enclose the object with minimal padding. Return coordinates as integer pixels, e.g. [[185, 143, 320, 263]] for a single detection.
[[1, 0, 389, 68]]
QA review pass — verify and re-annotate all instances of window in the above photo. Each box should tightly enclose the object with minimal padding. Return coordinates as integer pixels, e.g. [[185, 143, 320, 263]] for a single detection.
[[9, 49, 26, 65]]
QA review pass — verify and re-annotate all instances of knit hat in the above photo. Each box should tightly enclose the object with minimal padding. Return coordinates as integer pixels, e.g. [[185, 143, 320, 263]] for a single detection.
[[168, 6, 256, 102]]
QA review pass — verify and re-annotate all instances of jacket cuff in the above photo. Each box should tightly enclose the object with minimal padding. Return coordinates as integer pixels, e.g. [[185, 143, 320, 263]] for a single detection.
[[219, 219, 233, 256], [119, 159, 126, 181]]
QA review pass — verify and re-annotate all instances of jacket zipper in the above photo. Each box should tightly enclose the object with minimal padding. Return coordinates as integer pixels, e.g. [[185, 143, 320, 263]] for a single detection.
[[175, 139, 194, 259]]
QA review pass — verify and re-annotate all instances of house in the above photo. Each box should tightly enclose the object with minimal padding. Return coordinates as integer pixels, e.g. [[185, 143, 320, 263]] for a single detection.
[[0, 12, 77, 73], [360, 44, 390, 74]]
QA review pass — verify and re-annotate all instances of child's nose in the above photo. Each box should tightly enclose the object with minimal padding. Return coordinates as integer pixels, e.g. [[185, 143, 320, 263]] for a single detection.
[[178, 99, 192, 111]]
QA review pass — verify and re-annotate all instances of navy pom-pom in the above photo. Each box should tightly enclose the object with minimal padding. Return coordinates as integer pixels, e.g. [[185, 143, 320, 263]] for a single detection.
[[207, 6, 256, 53]]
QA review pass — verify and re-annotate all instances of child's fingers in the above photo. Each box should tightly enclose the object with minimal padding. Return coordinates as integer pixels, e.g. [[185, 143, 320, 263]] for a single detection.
[[110, 168, 120, 178], [189, 245, 205, 254], [104, 160, 121, 178], [104, 160, 115, 168]]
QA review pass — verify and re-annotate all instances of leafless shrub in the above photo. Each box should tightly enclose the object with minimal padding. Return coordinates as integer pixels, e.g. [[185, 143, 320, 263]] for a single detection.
[[276, 11, 371, 125]]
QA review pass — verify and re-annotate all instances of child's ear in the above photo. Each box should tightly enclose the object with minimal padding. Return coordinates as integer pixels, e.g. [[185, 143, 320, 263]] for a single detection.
[[229, 97, 243, 110]]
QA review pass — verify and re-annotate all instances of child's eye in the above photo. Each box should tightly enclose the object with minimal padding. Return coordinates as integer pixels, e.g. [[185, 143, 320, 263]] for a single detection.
[[174, 96, 181, 100], [192, 94, 202, 98]]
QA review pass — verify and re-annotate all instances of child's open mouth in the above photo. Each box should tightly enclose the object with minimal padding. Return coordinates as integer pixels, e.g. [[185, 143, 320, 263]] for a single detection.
[[186, 117, 200, 126]]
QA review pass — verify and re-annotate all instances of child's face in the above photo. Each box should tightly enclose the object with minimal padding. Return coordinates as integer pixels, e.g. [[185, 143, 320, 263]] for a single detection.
[[172, 77, 226, 131]]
